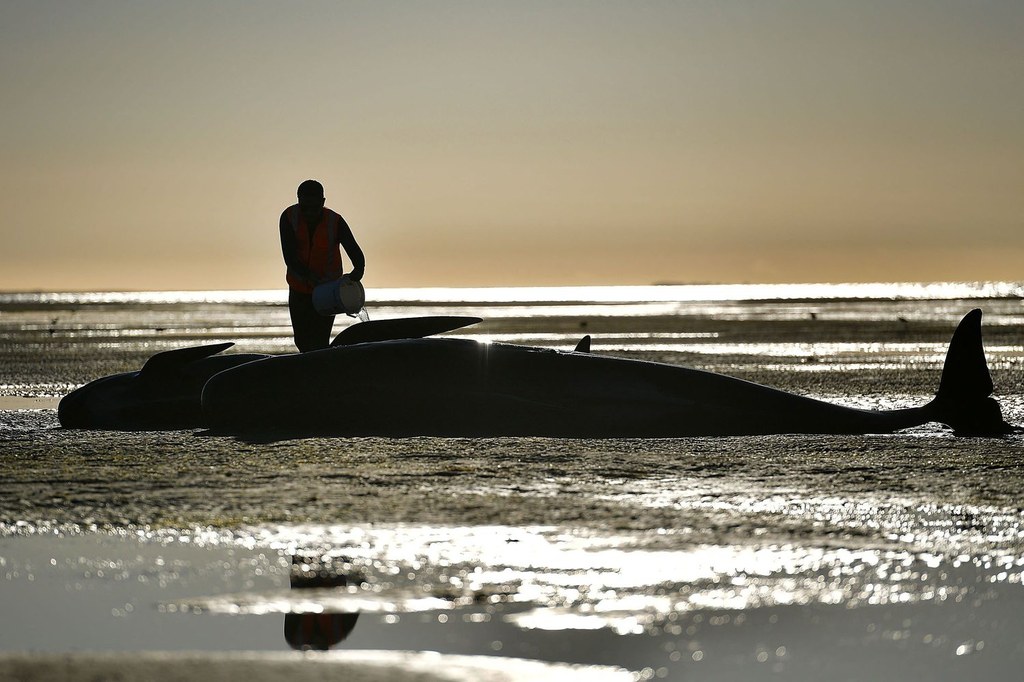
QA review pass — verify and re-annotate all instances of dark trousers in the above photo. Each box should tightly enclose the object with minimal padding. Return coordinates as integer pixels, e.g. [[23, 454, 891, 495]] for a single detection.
[[288, 290, 335, 352]]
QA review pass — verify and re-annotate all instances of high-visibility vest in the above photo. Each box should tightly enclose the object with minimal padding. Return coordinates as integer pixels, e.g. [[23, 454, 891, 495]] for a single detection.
[[285, 205, 345, 293]]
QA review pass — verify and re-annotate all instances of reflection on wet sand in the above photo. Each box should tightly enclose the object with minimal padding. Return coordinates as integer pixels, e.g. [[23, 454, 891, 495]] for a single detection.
[[261, 536, 1024, 681], [284, 553, 361, 651]]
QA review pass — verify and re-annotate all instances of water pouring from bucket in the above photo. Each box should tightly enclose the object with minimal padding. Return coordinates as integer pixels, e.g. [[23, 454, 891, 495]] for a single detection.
[[312, 275, 367, 319]]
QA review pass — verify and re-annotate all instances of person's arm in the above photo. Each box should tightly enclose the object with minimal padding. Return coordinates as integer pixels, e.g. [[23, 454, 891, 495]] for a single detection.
[[279, 212, 316, 286], [337, 216, 366, 282]]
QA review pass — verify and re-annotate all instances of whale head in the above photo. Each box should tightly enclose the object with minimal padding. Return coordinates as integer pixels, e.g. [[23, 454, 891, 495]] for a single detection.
[[58, 371, 149, 429], [58, 343, 267, 430]]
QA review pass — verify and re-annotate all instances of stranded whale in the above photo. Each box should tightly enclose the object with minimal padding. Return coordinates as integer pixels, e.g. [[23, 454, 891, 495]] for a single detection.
[[56, 343, 267, 430], [58, 309, 1014, 437], [201, 309, 1012, 437]]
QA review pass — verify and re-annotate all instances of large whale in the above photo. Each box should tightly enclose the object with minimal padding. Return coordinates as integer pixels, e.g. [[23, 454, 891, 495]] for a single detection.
[[200, 309, 1012, 438], [59, 310, 1014, 437]]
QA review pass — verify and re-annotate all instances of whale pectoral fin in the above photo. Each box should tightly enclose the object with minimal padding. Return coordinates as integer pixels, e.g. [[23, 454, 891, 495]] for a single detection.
[[574, 335, 591, 353], [330, 316, 483, 347], [139, 342, 235, 377]]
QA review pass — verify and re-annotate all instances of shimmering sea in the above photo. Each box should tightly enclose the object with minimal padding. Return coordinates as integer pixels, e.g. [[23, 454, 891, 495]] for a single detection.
[[2, 283, 1023, 680]]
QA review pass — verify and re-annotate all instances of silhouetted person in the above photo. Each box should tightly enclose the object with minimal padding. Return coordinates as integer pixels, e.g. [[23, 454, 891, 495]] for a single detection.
[[280, 179, 365, 352]]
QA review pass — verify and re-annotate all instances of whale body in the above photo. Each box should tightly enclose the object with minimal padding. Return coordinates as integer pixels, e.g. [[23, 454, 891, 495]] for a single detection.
[[200, 309, 1013, 438]]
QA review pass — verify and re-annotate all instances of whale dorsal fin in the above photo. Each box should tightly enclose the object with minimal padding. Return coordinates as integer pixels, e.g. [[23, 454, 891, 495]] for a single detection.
[[140, 342, 235, 377], [574, 335, 591, 353]]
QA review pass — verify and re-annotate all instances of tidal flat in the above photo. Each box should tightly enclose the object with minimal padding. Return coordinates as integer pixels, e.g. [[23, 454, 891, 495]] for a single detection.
[[2, 285, 1024, 680]]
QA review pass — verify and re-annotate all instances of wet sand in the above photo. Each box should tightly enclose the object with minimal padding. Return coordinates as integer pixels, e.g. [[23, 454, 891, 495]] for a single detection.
[[4, 408, 1024, 679], [0, 398, 57, 410], [0, 651, 629, 682], [3, 411, 1024, 531]]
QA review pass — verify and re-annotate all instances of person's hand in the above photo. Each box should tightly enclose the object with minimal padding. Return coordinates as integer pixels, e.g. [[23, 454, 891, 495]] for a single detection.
[[347, 270, 363, 282]]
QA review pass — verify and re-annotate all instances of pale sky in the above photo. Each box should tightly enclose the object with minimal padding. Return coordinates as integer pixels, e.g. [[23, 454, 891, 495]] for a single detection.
[[1, 1, 1021, 290]]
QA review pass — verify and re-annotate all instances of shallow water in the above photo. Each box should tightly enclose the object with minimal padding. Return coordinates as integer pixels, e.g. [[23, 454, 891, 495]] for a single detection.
[[2, 284, 1024, 679]]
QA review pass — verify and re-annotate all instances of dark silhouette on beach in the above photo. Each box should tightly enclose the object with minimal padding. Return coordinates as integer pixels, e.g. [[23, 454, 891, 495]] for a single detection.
[[280, 179, 365, 352], [58, 312, 1015, 438], [203, 310, 1014, 438]]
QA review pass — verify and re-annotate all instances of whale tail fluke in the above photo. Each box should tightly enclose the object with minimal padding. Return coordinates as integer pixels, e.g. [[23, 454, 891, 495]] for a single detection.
[[929, 309, 1013, 436]]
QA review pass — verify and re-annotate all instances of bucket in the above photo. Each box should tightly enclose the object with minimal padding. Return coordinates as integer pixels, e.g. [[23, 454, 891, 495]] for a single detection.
[[312, 276, 365, 316]]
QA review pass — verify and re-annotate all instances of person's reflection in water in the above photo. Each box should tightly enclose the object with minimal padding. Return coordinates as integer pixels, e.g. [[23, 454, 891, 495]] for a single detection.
[[284, 552, 361, 651]]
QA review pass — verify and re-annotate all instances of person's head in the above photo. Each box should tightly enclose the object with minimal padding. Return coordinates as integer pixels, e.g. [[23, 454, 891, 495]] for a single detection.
[[297, 179, 325, 224]]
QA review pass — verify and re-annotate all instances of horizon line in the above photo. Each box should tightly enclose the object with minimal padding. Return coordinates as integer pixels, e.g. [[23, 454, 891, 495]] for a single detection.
[[2, 278, 1023, 296]]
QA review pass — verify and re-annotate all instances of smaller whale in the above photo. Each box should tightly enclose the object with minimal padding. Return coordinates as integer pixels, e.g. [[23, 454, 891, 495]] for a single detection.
[[57, 343, 269, 430]]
